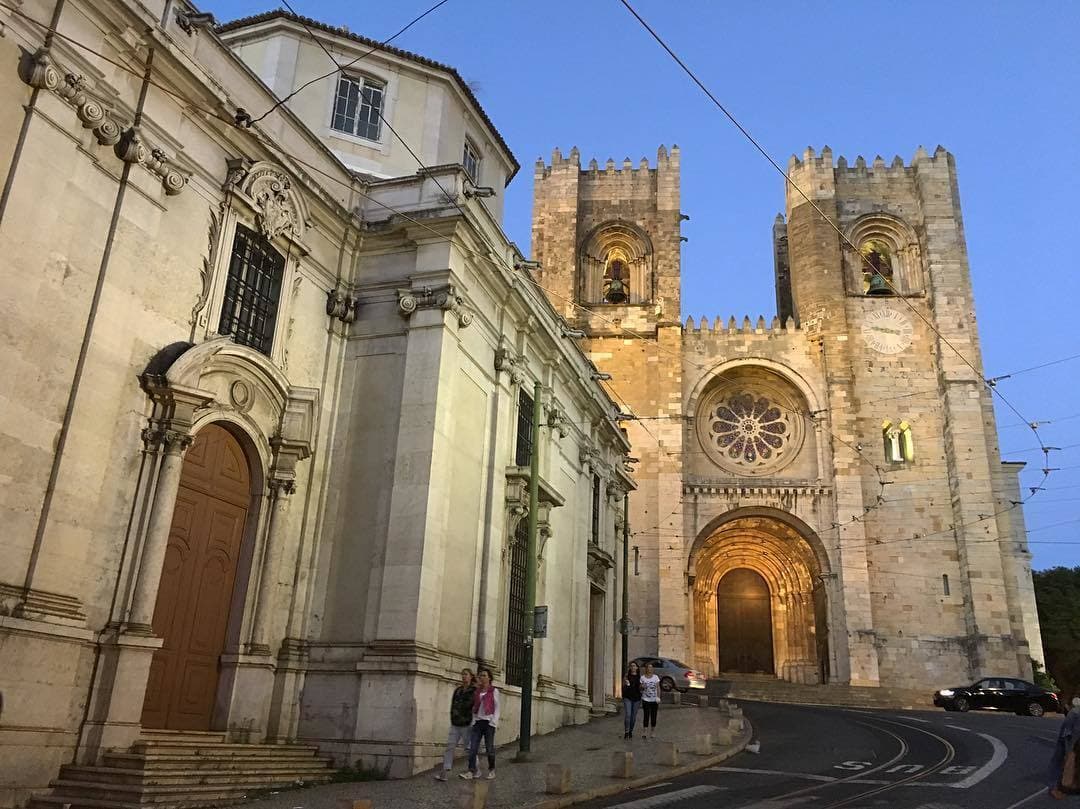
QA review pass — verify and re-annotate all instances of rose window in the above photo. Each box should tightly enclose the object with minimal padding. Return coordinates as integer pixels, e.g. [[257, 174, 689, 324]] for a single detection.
[[696, 379, 804, 475], [710, 393, 789, 464]]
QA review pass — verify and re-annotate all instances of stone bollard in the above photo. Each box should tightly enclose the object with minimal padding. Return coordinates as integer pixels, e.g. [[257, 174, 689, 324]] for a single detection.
[[337, 801, 374, 809], [671, 692, 682, 705], [611, 750, 634, 779], [694, 733, 712, 755], [713, 727, 734, 746], [459, 779, 490, 809], [656, 741, 679, 767], [544, 763, 572, 795], [727, 717, 744, 732], [711, 697, 729, 710], [729, 705, 743, 719]]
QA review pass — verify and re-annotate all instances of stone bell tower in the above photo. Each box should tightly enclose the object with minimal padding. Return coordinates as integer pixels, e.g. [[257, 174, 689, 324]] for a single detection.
[[531, 145, 688, 662], [781, 146, 1042, 684]]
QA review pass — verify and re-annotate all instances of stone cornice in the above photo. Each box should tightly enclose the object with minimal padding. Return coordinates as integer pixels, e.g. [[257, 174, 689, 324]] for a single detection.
[[684, 480, 832, 498]]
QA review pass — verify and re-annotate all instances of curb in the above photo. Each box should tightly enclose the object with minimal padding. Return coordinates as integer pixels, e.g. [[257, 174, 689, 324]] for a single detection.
[[523, 720, 753, 809]]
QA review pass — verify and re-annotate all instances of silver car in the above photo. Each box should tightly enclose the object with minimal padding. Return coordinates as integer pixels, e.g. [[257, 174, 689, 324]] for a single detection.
[[632, 656, 707, 693]]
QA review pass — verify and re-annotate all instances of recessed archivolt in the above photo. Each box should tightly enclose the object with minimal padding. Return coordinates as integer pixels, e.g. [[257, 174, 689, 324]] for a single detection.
[[578, 221, 654, 304], [692, 523, 821, 598]]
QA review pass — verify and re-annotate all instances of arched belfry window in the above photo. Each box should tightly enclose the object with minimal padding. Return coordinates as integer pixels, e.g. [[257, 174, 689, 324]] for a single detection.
[[860, 239, 895, 296], [579, 221, 653, 305], [603, 256, 630, 303], [845, 214, 923, 296]]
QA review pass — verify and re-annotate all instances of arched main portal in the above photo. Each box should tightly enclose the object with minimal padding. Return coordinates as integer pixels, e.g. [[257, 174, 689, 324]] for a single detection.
[[717, 568, 775, 674], [690, 513, 830, 684], [141, 423, 253, 730]]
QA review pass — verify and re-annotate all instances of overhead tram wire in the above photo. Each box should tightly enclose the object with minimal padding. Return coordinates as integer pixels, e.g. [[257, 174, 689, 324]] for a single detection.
[[267, 0, 895, 532], [244, 0, 451, 126], [15, 0, 1054, 556], [614, 0, 1056, 508]]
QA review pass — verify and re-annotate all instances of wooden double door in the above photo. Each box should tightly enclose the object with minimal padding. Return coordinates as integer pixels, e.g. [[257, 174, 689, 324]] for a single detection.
[[141, 424, 251, 730], [717, 568, 775, 675]]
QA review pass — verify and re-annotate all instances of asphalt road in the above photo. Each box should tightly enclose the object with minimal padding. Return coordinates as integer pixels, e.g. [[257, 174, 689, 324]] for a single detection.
[[578, 700, 1067, 809]]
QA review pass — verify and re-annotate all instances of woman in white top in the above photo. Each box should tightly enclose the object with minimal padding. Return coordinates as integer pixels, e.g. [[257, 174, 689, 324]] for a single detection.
[[460, 668, 500, 780], [639, 662, 661, 739]]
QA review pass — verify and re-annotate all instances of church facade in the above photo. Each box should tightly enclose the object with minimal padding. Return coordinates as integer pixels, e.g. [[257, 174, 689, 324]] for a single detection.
[[532, 145, 1044, 690]]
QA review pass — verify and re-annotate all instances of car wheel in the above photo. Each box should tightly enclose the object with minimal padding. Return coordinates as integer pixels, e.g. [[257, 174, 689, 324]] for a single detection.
[[660, 677, 675, 692], [942, 704, 956, 712], [1027, 701, 1045, 717], [954, 696, 970, 712]]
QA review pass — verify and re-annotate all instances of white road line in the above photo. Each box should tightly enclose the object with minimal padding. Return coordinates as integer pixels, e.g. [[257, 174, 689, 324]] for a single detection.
[[709, 766, 838, 782], [1002, 786, 1052, 809], [902, 716, 932, 723], [948, 732, 1008, 788], [608, 785, 722, 808], [636, 781, 672, 790]]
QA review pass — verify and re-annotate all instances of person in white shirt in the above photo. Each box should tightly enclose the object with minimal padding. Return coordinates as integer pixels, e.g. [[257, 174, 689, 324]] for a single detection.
[[639, 662, 661, 740], [460, 668, 500, 780]]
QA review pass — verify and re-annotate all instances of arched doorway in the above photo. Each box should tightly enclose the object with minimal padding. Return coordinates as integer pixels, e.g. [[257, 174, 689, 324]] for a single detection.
[[717, 569, 774, 674], [690, 512, 830, 684], [141, 423, 252, 730]]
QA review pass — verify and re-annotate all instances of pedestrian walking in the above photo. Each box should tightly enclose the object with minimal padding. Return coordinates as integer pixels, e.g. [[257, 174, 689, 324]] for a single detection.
[[460, 667, 500, 780], [433, 668, 476, 781], [622, 661, 643, 739], [1049, 696, 1080, 799], [640, 661, 661, 740]]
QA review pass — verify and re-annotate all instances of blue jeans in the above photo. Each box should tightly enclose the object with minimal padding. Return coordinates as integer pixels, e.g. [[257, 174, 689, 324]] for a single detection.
[[442, 724, 471, 771], [623, 698, 641, 734], [468, 720, 496, 772]]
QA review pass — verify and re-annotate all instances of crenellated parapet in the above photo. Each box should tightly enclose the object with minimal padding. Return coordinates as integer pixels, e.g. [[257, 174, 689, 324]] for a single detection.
[[535, 144, 679, 183], [683, 314, 798, 338]]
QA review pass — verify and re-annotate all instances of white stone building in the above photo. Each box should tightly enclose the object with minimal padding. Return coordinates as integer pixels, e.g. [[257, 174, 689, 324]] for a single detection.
[[0, 4, 632, 806]]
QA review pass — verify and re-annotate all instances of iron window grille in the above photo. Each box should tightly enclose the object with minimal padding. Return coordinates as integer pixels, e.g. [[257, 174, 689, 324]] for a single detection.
[[218, 224, 284, 356], [331, 74, 384, 142], [515, 388, 534, 467], [505, 518, 529, 688], [463, 139, 481, 182]]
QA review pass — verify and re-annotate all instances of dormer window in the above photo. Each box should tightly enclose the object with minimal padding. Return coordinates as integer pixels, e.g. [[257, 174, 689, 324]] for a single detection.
[[331, 74, 384, 141], [603, 257, 630, 303], [463, 139, 482, 182]]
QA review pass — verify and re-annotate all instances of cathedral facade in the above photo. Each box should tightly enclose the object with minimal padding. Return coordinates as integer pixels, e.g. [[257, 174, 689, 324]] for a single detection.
[[532, 145, 1044, 689]]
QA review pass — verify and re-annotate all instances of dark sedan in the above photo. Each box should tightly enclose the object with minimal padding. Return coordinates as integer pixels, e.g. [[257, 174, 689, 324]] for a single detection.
[[933, 677, 1062, 716]]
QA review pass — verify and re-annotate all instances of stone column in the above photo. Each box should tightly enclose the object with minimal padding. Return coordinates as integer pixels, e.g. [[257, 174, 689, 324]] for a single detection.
[[125, 427, 193, 632], [248, 477, 296, 653]]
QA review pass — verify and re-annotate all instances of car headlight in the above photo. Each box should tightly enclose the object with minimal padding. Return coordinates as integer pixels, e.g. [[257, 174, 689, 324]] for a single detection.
[[938, 689, 954, 697]]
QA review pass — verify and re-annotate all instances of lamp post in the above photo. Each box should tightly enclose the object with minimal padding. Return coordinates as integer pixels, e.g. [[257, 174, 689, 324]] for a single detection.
[[620, 492, 630, 675], [518, 380, 542, 757]]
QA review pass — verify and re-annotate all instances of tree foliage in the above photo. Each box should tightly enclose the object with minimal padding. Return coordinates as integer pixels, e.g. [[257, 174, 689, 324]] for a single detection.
[[1033, 566, 1080, 701]]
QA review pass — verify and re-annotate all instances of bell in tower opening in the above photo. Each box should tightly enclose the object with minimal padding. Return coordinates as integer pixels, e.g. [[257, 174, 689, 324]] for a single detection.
[[860, 239, 895, 296], [603, 257, 630, 303]]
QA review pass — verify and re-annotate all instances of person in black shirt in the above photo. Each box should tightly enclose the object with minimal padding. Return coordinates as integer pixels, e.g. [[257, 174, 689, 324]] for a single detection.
[[434, 668, 476, 780], [621, 661, 642, 740]]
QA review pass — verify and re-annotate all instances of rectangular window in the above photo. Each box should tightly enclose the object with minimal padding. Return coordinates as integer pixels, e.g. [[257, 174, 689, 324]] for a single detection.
[[463, 139, 481, 182], [942, 574, 950, 596], [331, 74, 384, 141], [218, 224, 284, 355], [591, 475, 601, 545], [515, 388, 534, 467], [504, 518, 529, 688]]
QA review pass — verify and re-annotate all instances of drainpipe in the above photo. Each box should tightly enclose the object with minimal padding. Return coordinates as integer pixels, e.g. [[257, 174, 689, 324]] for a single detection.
[[621, 492, 629, 676]]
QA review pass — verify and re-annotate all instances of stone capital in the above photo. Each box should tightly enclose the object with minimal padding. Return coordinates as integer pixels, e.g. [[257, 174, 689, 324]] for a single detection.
[[397, 282, 473, 328]]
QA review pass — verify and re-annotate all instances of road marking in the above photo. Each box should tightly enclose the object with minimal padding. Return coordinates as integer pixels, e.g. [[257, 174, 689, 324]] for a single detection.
[[608, 785, 721, 808], [1002, 786, 1052, 809], [710, 766, 838, 782], [947, 731, 1007, 789], [636, 781, 671, 790]]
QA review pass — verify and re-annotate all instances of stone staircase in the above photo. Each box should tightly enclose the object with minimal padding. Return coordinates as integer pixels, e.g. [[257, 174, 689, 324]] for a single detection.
[[703, 673, 933, 711], [29, 730, 335, 809]]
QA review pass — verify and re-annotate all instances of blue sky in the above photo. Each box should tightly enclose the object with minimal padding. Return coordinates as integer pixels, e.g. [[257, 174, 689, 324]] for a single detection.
[[212, 1, 1079, 570]]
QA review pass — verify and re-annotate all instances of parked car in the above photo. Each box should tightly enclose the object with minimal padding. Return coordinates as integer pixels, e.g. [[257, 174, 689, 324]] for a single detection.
[[933, 677, 1062, 716], [632, 657, 707, 693]]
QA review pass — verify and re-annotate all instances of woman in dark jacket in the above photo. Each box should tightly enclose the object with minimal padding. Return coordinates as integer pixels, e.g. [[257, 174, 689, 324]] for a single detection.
[[622, 661, 642, 739], [434, 668, 476, 780], [1049, 696, 1080, 798]]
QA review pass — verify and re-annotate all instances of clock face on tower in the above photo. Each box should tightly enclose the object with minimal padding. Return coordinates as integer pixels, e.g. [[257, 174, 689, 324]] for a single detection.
[[862, 307, 914, 354]]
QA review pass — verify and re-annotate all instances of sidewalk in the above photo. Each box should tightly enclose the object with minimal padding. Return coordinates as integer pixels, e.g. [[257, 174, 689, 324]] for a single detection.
[[247, 703, 751, 809]]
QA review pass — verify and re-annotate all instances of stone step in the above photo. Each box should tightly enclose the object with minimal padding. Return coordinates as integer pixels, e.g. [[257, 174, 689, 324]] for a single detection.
[[102, 751, 326, 771], [58, 763, 333, 786], [136, 730, 229, 744], [127, 740, 321, 757]]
